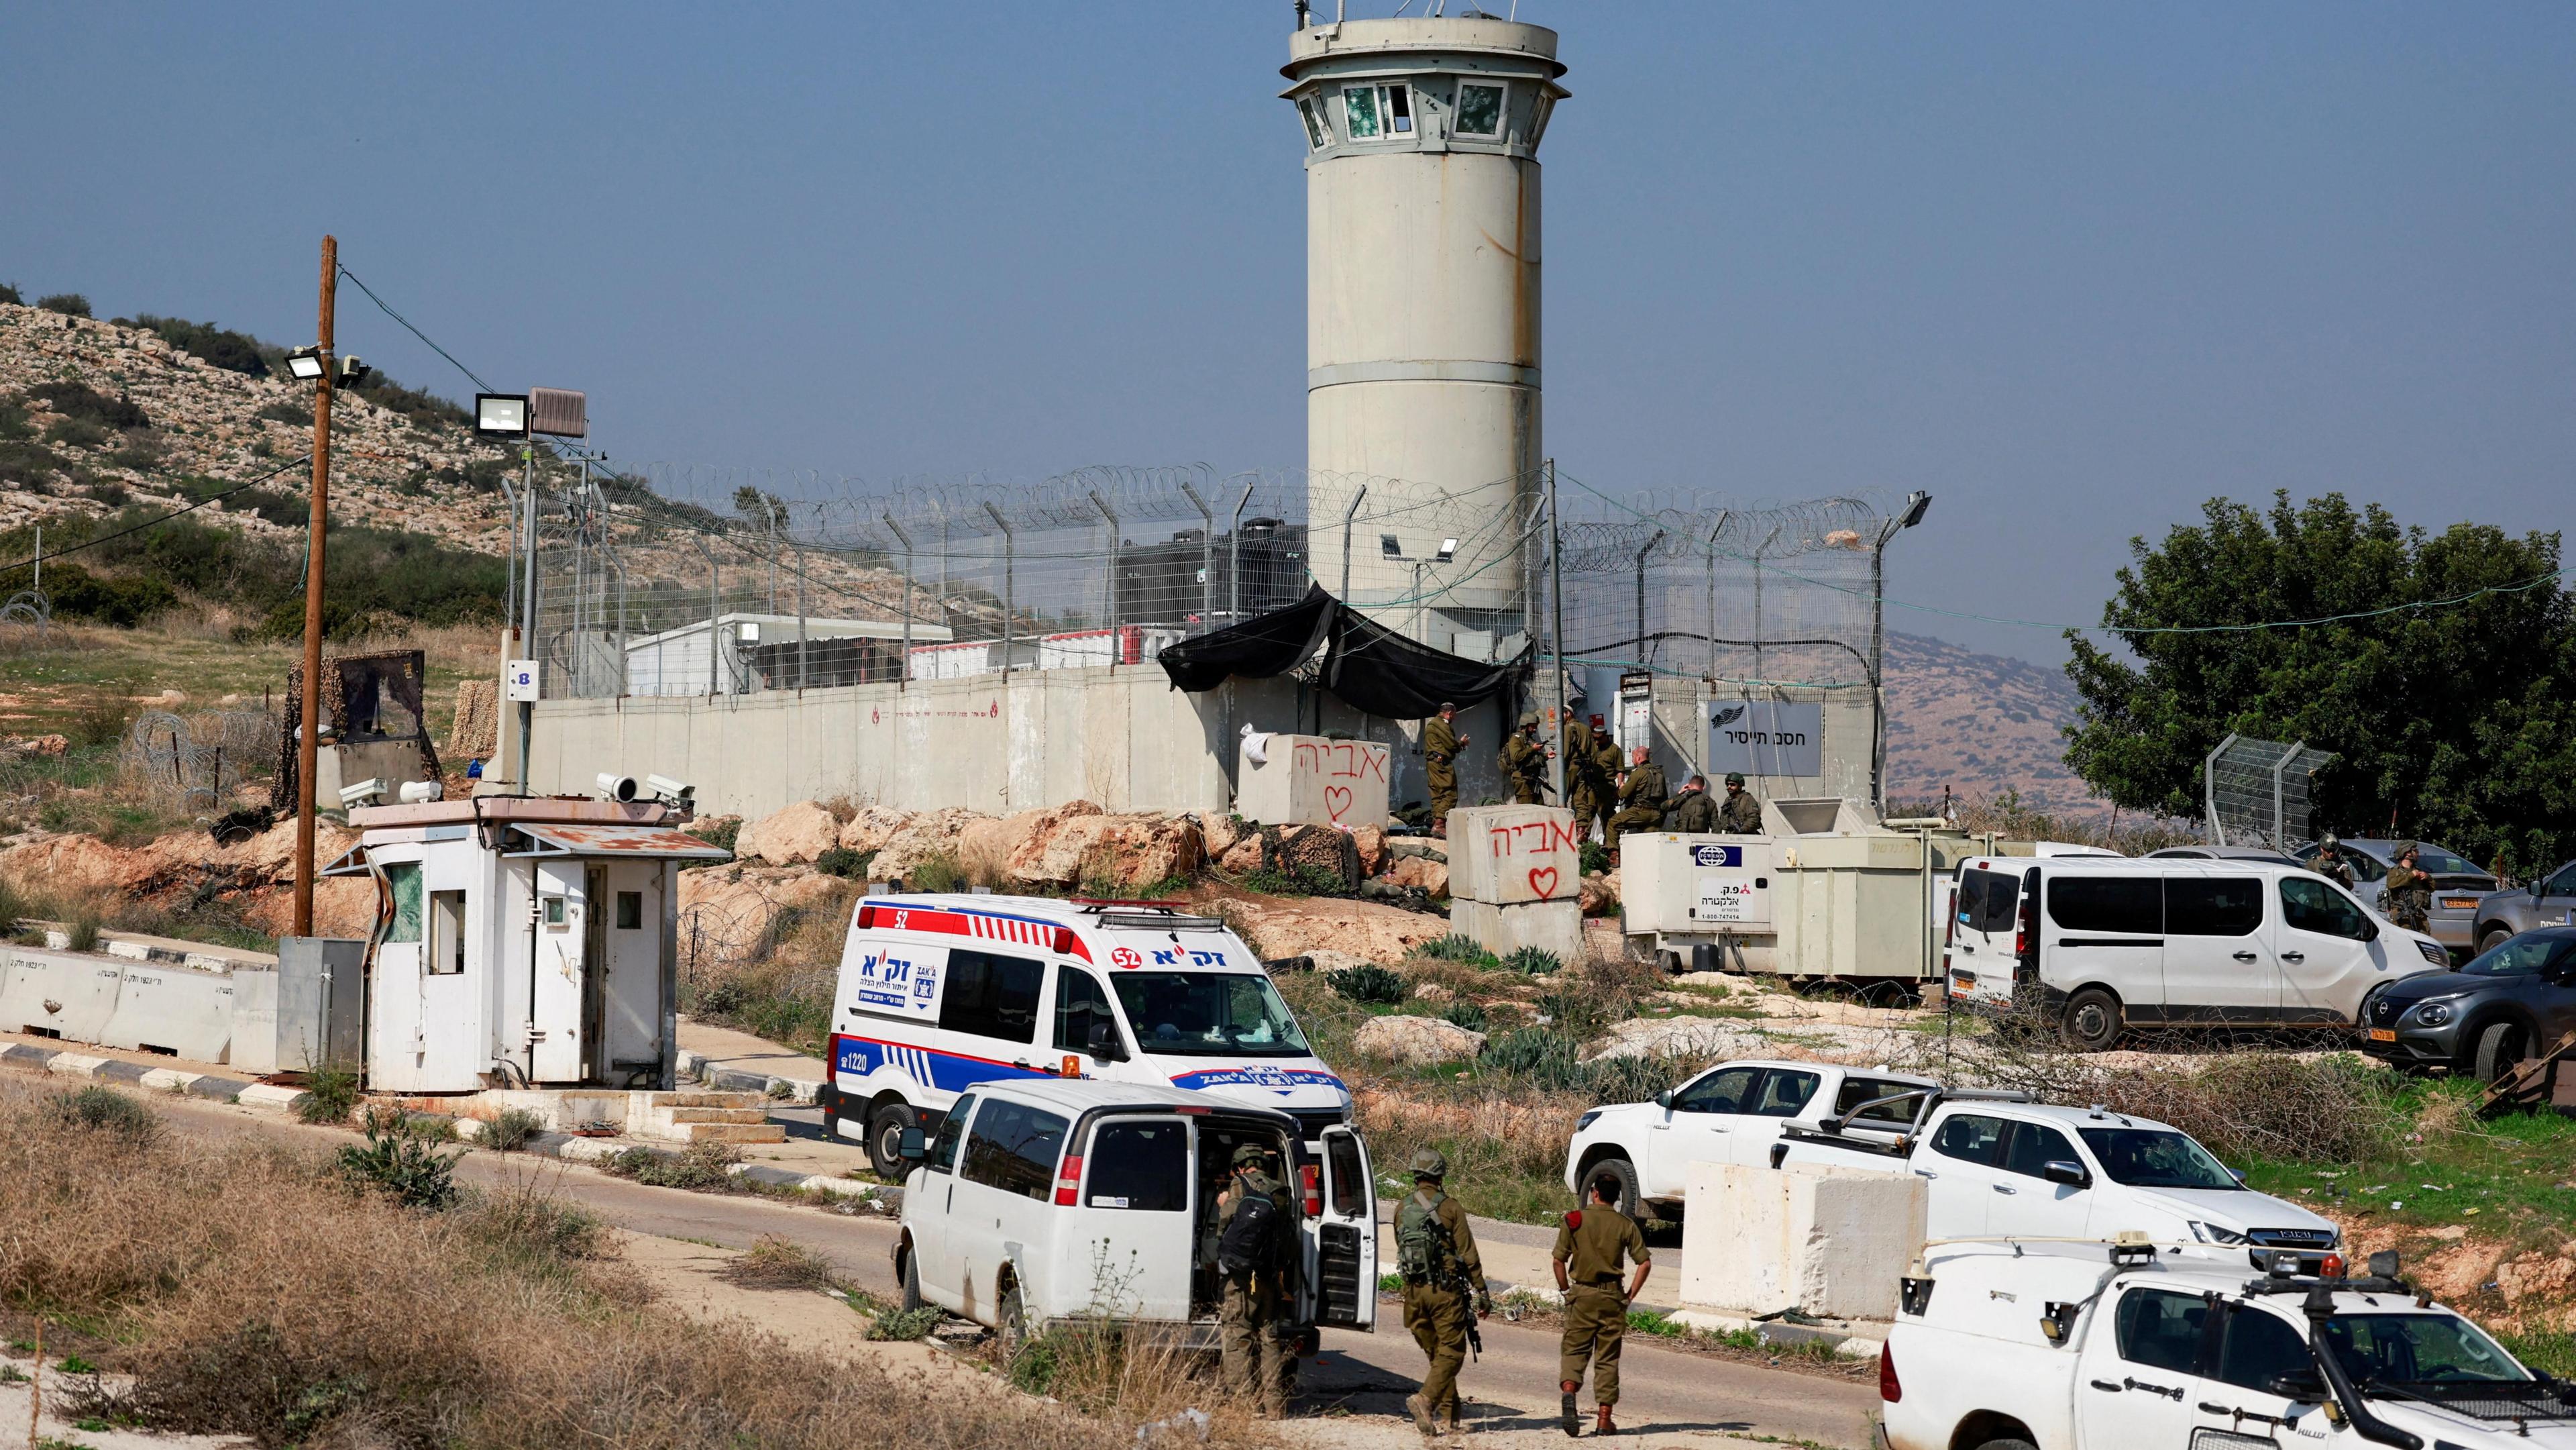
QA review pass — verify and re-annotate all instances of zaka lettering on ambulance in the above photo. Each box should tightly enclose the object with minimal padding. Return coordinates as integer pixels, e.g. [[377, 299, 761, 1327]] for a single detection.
[[854, 951, 916, 1011], [1147, 949, 1228, 967]]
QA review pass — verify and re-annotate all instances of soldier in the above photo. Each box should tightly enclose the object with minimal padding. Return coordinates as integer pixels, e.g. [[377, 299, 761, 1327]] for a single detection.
[[1717, 771, 1764, 834], [2312, 833, 2357, 890], [1423, 703, 1466, 837], [1587, 719, 1623, 843], [1502, 713, 1551, 806], [1564, 715, 1599, 831], [1396, 1148, 1490, 1437], [2383, 842, 2434, 933], [1553, 1172, 1653, 1437], [1605, 746, 1668, 853], [1215, 1142, 1292, 1416], [1664, 773, 1719, 833]]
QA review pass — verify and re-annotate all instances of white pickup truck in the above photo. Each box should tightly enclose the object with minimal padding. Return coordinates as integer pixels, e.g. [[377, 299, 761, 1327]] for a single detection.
[[1879, 1240, 2576, 1449], [1564, 1058, 1934, 1220]]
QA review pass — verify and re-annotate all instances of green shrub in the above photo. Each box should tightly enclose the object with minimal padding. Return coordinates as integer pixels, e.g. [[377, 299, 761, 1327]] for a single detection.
[[1418, 934, 1499, 966], [609, 1140, 742, 1190], [816, 845, 875, 879], [337, 1114, 462, 1210], [0, 439, 62, 487], [1329, 963, 1407, 1006], [133, 314, 278, 376], [351, 374, 470, 429], [254, 399, 309, 425], [688, 817, 742, 852], [48, 1085, 159, 1145], [42, 416, 107, 450], [29, 380, 148, 430], [867, 1305, 944, 1342], [908, 850, 965, 894], [297, 1064, 361, 1125], [1440, 1000, 1488, 1033], [483, 1106, 546, 1152], [1501, 946, 1562, 975], [0, 399, 29, 440], [1580, 841, 1611, 876], [36, 293, 91, 317], [1479, 1027, 1585, 1090], [0, 282, 20, 305]]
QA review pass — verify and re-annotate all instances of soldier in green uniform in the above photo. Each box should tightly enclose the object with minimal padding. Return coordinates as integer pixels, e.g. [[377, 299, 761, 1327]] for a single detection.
[[2312, 833, 2357, 890], [1423, 703, 1466, 837], [1396, 1148, 1491, 1437], [1552, 1172, 1653, 1437], [1214, 1142, 1293, 1416], [1587, 721, 1622, 843], [2383, 842, 2434, 933], [1502, 713, 1551, 806], [1664, 773, 1719, 833], [1564, 715, 1599, 830], [1717, 771, 1764, 834], [1605, 747, 1668, 852]]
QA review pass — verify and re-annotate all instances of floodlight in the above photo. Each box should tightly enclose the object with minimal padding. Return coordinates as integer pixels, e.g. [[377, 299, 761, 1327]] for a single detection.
[[337, 778, 386, 809], [396, 780, 444, 804], [475, 393, 531, 437], [283, 346, 327, 381], [529, 386, 588, 439], [1381, 533, 1402, 557], [1898, 490, 1932, 529], [1437, 537, 1458, 561]]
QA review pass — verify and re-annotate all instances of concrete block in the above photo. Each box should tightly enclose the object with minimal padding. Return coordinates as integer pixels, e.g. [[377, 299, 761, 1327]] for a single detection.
[[99, 964, 234, 1063], [45, 1052, 107, 1078], [1236, 733, 1391, 831], [1, 1043, 58, 1070], [1448, 897, 1585, 964], [0, 948, 126, 1043], [139, 1068, 202, 1093], [1678, 1161, 1926, 1324], [93, 1059, 151, 1084], [555, 1137, 622, 1163], [236, 1082, 312, 1114], [1445, 805, 1582, 904], [229, 968, 280, 1076], [186, 1074, 250, 1101]]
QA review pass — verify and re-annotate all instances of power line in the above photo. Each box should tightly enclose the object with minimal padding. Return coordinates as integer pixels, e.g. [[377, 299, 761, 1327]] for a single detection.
[[3, 454, 315, 572], [335, 264, 495, 396]]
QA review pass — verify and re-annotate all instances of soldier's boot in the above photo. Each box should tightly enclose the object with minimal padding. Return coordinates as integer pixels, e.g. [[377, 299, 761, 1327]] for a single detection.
[[1405, 1394, 1436, 1437], [1560, 1380, 1581, 1437], [1595, 1405, 1617, 1437]]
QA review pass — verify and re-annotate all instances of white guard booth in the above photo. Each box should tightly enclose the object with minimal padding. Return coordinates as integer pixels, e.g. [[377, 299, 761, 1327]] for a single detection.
[[325, 798, 732, 1094]]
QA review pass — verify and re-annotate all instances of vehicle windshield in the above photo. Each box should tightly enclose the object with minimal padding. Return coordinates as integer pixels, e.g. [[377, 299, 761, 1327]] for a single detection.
[[2322, 1314, 2531, 1386], [2392, 845, 2481, 876], [1110, 972, 1312, 1057], [2458, 933, 2575, 978], [2076, 1127, 2240, 1190]]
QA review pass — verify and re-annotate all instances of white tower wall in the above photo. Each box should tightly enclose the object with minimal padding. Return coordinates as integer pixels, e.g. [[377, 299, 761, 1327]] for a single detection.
[[1284, 17, 1566, 648]]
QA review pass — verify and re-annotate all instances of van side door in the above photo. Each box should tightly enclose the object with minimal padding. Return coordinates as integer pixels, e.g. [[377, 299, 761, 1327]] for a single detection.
[[2160, 875, 2271, 1022], [953, 1096, 1072, 1327], [1071, 1115, 1195, 1322], [2276, 877, 2383, 1025], [1313, 1125, 1379, 1329], [914, 1092, 979, 1309], [2042, 874, 2165, 1019]]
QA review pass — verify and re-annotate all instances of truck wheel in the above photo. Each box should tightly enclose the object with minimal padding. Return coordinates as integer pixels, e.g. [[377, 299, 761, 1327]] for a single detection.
[[998, 1280, 1030, 1359], [866, 1102, 913, 1181], [2473, 1021, 2528, 1084], [1591, 1157, 1647, 1225], [2479, 926, 2514, 955], [900, 1241, 926, 1312], [2059, 988, 2123, 1051]]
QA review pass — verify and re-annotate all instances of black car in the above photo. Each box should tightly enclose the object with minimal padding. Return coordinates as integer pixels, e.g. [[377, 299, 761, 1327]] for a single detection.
[[2360, 927, 2576, 1081]]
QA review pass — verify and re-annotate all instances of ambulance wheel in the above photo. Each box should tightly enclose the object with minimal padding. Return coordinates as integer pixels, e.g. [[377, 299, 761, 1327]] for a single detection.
[[867, 1103, 913, 1181], [2059, 988, 2123, 1051]]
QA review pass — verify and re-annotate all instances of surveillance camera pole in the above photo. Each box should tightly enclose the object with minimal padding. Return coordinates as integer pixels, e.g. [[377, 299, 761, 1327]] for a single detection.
[[292, 235, 337, 939]]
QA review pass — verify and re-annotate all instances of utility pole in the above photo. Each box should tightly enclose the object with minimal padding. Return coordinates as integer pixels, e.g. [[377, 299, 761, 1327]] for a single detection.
[[291, 236, 337, 939]]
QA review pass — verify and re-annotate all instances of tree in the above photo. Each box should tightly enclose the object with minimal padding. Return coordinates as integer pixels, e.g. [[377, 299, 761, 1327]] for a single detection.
[[2063, 493, 2576, 877]]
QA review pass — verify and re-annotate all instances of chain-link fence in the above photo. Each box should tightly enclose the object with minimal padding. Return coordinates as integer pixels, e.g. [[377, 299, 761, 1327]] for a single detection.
[[2204, 733, 2334, 848], [519, 462, 1907, 706]]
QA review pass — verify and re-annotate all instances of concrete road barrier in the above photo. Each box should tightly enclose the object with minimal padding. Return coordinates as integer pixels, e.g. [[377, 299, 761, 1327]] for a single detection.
[[0, 948, 127, 1043], [99, 965, 235, 1063]]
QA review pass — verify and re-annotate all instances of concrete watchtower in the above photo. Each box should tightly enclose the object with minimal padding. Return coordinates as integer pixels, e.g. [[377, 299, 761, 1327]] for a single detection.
[[1283, 13, 1568, 654]]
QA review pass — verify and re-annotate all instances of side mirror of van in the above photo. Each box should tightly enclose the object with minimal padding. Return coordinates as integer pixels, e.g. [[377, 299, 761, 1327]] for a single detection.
[[898, 1127, 926, 1162], [1086, 1019, 1126, 1061], [2041, 1159, 2090, 1188]]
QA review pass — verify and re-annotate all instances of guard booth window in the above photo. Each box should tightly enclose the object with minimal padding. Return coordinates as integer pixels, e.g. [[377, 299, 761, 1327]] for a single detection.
[[1454, 81, 1504, 138], [428, 890, 465, 975], [1342, 85, 1381, 139], [383, 863, 423, 944], [939, 951, 1044, 1043]]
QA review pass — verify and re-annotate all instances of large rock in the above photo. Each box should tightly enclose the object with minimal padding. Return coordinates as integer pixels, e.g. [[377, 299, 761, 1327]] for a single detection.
[[1352, 1014, 1486, 1066], [872, 807, 994, 883], [1214, 890, 1448, 964], [447, 678, 498, 761], [1014, 809, 1204, 892], [1385, 856, 1449, 896], [676, 864, 853, 962], [836, 805, 915, 856], [1201, 813, 1248, 864], [1004, 800, 1109, 885], [1218, 834, 1264, 874], [1352, 825, 1389, 877], [738, 801, 841, 865]]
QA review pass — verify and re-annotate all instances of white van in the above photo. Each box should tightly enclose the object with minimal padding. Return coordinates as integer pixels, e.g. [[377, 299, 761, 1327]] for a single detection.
[[891, 1079, 1378, 1348], [1943, 858, 2448, 1048], [821, 895, 1350, 1176]]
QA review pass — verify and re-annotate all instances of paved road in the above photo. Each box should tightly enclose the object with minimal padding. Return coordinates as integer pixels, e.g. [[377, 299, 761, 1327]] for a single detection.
[[140, 1094, 1879, 1447]]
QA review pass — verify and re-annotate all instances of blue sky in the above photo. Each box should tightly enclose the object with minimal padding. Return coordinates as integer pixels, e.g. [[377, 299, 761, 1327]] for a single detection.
[[3, 3, 2569, 666]]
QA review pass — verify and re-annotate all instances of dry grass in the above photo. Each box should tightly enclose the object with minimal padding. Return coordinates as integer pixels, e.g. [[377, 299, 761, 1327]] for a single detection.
[[0, 1080, 1254, 1450], [719, 1234, 838, 1291]]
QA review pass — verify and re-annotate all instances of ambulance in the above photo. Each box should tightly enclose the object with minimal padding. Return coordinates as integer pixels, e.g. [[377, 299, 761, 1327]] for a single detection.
[[820, 894, 1352, 1178]]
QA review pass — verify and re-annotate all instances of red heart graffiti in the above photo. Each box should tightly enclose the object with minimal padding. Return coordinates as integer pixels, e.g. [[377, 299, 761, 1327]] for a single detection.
[[1324, 786, 1353, 821], [1527, 866, 1560, 898]]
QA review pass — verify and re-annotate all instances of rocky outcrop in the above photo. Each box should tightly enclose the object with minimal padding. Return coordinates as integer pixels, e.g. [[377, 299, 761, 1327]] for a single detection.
[[836, 805, 916, 856], [737, 801, 841, 865], [1384, 855, 1449, 896], [1212, 890, 1447, 965], [1352, 1014, 1486, 1066], [872, 807, 994, 883]]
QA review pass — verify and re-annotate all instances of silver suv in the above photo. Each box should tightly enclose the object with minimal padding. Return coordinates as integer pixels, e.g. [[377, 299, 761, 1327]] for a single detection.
[[2297, 838, 2496, 957]]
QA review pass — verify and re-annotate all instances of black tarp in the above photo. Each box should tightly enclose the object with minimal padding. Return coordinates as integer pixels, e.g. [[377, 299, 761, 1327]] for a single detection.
[[1156, 583, 1526, 718]]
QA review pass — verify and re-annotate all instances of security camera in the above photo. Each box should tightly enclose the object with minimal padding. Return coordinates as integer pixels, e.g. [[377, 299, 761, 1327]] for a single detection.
[[338, 778, 386, 809], [397, 780, 444, 805], [594, 773, 640, 803], [645, 774, 695, 807]]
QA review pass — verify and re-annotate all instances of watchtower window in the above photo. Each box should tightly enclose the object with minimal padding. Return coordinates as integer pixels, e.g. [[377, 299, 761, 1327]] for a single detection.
[[1342, 85, 1381, 140], [1385, 84, 1413, 134], [1454, 82, 1504, 138], [1527, 93, 1554, 146], [1297, 96, 1330, 150], [429, 890, 466, 975], [615, 891, 643, 930]]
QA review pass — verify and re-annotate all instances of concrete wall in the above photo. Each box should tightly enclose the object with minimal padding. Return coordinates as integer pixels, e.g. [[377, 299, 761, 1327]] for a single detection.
[[1679, 1161, 1927, 1323], [527, 665, 1521, 823]]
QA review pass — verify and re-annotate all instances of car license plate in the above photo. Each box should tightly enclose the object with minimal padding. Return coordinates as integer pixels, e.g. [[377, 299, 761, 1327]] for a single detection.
[[2442, 897, 2478, 910], [2367, 1028, 2397, 1043]]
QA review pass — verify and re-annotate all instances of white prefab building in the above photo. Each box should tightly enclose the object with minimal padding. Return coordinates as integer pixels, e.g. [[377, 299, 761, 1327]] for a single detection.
[[625, 613, 954, 696], [327, 797, 731, 1094]]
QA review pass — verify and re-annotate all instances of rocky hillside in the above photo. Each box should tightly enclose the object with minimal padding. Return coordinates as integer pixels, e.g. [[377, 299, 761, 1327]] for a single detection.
[[1881, 630, 2105, 819]]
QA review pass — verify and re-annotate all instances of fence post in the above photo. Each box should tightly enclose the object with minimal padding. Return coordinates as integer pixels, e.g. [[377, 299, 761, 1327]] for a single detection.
[[1633, 530, 1664, 671], [884, 512, 914, 691], [1229, 480, 1254, 623], [983, 502, 1014, 680], [1089, 488, 1120, 668], [1750, 523, 1782, 686], [1179, 480, 1214, 635], [1703, 509, 1729, 684], [1338, 483, 1367, 601], [696, 536, 721, 696]]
